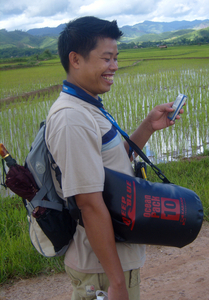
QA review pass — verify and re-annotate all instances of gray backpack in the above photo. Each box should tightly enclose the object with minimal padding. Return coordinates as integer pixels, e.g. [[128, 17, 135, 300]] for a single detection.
[[25, 98, 100, 257]]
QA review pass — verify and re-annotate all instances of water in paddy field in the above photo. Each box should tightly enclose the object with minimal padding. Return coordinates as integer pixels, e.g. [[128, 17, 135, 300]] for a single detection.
[[145, 131, 209, 164]]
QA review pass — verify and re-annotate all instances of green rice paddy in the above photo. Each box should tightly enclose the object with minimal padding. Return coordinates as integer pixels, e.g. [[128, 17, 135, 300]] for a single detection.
[[1, 45, 208, 165]]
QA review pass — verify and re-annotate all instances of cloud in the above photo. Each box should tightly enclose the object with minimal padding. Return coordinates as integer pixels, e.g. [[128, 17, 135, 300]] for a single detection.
[[1, 0, 67, 18], [1, 0, 28, 15], [0, 0, 208, 31], [153, 0, 209, 21], [79, 0, 160, 17]]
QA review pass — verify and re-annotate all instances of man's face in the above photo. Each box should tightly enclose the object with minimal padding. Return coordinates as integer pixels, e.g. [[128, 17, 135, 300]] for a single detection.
[[73, 37, 119, 99]]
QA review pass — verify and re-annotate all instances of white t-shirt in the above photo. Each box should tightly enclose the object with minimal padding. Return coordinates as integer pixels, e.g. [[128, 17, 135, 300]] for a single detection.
[[45, 91, 146, 273]]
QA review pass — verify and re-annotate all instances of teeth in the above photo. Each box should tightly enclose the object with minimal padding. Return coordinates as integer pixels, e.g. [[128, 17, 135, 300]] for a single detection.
[[103, 75, 114, 81]]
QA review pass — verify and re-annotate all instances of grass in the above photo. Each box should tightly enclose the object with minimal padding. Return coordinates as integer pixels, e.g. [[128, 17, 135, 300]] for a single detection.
[[117, 57, 209, 75], [0, 196, 64, 284], [118, 45, 209, 60]]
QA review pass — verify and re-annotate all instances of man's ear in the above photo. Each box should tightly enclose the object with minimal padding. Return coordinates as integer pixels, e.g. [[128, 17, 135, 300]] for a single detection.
[[69, 51, 80, 69]]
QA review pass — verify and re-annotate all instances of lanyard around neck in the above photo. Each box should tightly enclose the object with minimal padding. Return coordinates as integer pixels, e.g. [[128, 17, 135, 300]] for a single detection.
[[62, 83, 129, 137]]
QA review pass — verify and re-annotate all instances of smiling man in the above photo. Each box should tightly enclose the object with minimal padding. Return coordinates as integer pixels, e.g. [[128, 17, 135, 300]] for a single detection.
[[45, 16, 180, 300]]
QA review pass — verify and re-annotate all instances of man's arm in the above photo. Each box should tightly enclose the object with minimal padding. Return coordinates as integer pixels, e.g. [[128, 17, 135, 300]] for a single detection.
[[75, 192, 129, 300]]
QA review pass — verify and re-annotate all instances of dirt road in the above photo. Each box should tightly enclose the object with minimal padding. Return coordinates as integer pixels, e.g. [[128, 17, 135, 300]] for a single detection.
[[1, 221, 209, 300]]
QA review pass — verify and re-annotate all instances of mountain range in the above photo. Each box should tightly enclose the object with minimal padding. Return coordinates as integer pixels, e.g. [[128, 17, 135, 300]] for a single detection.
[[0, 19, 209, 58], [27, 19, 209, 38]]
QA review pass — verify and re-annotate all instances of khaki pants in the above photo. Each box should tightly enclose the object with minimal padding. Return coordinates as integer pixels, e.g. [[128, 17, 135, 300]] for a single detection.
[[65, 265, 140, 300]]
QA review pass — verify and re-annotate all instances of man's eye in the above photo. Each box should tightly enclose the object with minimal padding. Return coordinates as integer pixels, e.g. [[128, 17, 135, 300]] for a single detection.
[[104, 58, 110, 62]]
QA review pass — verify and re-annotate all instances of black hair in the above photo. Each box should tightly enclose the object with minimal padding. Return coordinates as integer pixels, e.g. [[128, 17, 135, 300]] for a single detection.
[[58, 16, 123, 73]]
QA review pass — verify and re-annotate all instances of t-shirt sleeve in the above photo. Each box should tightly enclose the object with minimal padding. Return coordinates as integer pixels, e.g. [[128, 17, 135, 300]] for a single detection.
[[46, 108, 104, 198]]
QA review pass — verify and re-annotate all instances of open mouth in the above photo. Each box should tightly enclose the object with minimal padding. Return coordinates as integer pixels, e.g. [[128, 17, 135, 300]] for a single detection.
[[102, 75, 114, 82]]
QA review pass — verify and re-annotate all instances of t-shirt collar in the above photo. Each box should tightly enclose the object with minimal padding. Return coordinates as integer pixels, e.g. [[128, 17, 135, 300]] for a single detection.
[[62, 80, 103, 108]]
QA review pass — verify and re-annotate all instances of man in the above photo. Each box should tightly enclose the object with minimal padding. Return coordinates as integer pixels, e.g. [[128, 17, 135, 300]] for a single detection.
[[45, 16, 182, 300]]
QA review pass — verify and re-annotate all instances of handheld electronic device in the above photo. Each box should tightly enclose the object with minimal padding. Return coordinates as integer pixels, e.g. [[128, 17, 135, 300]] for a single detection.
[[168, 94, 187, 121]]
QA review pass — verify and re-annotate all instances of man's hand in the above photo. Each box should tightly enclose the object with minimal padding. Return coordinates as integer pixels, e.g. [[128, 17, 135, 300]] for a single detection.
[[145, 102, 185, 132], [124, 101, 184, 158]]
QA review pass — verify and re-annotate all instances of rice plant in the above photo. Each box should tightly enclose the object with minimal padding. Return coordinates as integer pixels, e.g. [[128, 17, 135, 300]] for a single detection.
[[1, 92, 59, 166]]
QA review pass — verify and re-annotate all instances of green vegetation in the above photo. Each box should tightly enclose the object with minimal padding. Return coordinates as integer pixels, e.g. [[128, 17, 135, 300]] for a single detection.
[[1, 95, 58, 162], [0, 45, 208, 284], [0, 195, 64, 284], [0, 50, 59, 71], [119, 27, 209, 48], [118, 44, 209, 61], [0, 62, 64, 99], [0, 29, 58, 58]]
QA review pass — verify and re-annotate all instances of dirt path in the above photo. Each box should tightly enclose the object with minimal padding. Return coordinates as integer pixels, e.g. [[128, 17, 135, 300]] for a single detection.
[[1, 221, 209, 300]]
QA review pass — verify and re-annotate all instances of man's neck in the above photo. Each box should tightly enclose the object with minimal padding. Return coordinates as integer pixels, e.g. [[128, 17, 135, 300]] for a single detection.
[[66, 75, 99, 100]]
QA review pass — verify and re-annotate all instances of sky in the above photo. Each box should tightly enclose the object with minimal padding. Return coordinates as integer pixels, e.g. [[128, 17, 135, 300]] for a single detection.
[[1, 0, 209, 32]]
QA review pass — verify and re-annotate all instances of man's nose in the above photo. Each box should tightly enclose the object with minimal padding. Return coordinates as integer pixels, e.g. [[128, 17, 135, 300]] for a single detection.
[[110, 59, 118, 71]]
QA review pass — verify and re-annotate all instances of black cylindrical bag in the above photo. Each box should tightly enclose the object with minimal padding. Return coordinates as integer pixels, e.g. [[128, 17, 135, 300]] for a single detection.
[[103, 167, 203, 248]]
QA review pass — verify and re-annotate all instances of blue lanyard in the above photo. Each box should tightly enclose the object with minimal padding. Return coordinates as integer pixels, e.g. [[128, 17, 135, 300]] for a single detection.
[[99, 107, 130, 139], [62, 82, 103, 108], [98, 107, 133, 157]]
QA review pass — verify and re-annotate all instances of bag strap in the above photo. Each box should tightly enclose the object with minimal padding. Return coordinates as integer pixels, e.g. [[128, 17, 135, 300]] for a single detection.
[[99, 108, 170, 184]]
